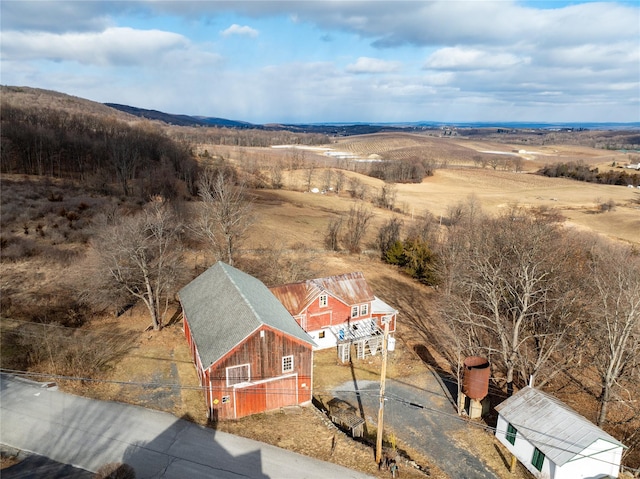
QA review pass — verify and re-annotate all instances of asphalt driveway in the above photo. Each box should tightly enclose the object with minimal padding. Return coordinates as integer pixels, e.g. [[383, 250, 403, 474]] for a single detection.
[[333, 371, 500, 479]]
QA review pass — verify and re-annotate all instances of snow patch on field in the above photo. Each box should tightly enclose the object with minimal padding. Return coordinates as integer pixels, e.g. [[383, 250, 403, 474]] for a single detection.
[[271, 144, 382, 162]]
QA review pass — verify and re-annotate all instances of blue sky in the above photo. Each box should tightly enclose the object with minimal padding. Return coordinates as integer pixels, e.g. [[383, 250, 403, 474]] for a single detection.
[[1, 1, 639, 123]]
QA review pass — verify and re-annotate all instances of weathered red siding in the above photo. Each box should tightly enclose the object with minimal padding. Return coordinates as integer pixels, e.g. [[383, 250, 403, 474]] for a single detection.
[[304, 294, 370, 330], [204, 325, 313, 420], [183, 314, 205, 383]]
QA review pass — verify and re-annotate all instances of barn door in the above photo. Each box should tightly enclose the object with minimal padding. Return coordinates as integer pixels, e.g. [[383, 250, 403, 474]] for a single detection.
[[235, 384, 266, 419], [234, 377, 298, 419], [265, 377, 298, 410]]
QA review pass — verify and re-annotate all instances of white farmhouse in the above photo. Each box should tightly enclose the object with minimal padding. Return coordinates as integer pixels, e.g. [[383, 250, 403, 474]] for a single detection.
[[495, 387, 625, 479]]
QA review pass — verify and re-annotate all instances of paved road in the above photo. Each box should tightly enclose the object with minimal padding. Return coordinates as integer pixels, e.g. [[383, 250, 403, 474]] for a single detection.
[[0, 374, 372, 479], [334, 373, 500, 479], [0, 445, 93, 478]]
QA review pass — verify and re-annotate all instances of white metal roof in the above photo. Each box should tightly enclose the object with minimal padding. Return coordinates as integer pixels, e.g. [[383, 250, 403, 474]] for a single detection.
[[495, 387, 625, 466], [371, 296, 397, 315]]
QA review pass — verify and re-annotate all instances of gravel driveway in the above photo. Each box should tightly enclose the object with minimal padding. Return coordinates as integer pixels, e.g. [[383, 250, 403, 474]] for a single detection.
[[333, 371, 500, 479]]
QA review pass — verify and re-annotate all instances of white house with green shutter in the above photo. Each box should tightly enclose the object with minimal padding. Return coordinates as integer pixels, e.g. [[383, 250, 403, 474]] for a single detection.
[[495, 387, 625, 479]]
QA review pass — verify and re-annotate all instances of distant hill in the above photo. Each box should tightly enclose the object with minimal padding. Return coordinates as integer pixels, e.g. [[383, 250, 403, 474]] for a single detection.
[[0, 86, 137, 122], [3, 86, 638, 139], [105, 103, 258, 129], [103, 104, 428, 136], [103, 102, 640, 137], [103, 103, 407, 135]]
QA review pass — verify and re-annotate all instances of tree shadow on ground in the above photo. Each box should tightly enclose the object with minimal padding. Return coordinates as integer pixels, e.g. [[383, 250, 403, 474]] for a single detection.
[[413, 343, 459, 405]]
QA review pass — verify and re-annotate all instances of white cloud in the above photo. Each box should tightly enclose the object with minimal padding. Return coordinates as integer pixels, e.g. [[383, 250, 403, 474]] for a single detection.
[[537, 42, 640, 70], [346, 57, 401, 74], [1, 27, 189, 66], [423, 72, 455, 87], [0, 0, 117, 33], [1, 0, 638, 123], [425, 48, 527, 71], [220, 24, 259, 38]]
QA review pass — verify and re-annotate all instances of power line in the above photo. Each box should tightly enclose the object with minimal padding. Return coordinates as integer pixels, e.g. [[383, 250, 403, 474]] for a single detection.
[[4, 369, 638, 474], [1, 367, 633, 472], [0, 317, 137, 338]]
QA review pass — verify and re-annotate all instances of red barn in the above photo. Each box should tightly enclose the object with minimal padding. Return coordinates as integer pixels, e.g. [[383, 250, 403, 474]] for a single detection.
[[179, 262, 315, 421], [270, 272, 397, 362]]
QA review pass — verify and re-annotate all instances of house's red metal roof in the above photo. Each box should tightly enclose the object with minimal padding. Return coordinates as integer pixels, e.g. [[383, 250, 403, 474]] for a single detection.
[[270, 272, 375, 315], [270, 281, 321, 316]]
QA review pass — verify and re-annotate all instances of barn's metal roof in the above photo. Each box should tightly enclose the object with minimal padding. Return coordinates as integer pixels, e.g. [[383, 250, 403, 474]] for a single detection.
[[495, 386, 625, 466], [179, 262, 314, 369], [270, 272, 376, 316]]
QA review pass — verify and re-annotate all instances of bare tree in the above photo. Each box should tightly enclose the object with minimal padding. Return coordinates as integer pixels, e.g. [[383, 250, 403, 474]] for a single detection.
[[88, 200, 184, 330], [342, 203, 373, 254], [512, 157, 524, 173], [348, 176, 367, 200], [270, 161, 284, 189], [377, 216, 403, 258], [287, 148, 306, 170], [406, 210, 439, 245], [197, 168, 252, 266], [472, 155, 489, 169], [321, 169, 333, 192], [325, 217, 343, 251], [108, 135, 140, 196], [446, 202, 465, 226], [518, 233, 588, 387], [305, 160, 316, 192], [440, 209, 582, 395], [587, 241, 640, 425], [376, 183, 397, 210], [335, 170, 346, 194]]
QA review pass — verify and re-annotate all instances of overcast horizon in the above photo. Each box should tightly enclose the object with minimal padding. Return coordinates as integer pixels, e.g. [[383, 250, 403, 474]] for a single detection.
[[1, 1, 639, 124]]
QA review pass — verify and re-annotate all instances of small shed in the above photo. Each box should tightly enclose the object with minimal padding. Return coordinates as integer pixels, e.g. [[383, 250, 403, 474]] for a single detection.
[[179, 262, 315, 420], [326, 398, 365, 438], [495, 386, 625, 479]]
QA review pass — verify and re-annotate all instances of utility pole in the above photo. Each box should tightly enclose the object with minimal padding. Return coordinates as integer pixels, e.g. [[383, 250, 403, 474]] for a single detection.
[[375, 316, 390, 465]]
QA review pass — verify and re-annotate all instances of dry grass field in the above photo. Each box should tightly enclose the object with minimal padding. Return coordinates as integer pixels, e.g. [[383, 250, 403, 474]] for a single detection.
[[244, 142, 639, 248], [2, 126, 639, 477]]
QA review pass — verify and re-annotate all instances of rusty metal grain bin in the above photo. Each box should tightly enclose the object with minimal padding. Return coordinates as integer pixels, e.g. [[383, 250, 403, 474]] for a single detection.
[[462, 356, 490, 400]]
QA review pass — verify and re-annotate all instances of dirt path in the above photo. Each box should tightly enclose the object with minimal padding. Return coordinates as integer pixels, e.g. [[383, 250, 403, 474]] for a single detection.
[[334, 373, 500, 479]]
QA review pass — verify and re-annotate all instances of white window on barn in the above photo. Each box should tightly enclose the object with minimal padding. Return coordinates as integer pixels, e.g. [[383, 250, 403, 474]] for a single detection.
[[360, 303, 369, 316], [319, 294, 328, 307], [282, 355, 294, 373], [226, 364, 250, 387], [351, 305, 359, 318]]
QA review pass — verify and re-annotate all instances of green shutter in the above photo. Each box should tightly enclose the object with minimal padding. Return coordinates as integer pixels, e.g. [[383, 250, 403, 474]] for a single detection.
[[506, 423, 517, 445], [532, 447, 545, 471]]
